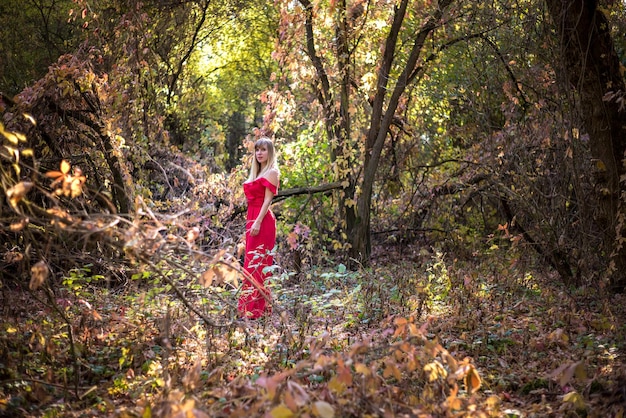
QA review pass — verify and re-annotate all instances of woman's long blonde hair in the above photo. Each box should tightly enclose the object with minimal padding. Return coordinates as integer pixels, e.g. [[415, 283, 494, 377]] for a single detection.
[[247, 137, 279, 182]]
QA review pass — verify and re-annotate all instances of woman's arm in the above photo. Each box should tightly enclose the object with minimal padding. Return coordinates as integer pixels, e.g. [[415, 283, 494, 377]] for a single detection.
[[250, 169, 279, 236]]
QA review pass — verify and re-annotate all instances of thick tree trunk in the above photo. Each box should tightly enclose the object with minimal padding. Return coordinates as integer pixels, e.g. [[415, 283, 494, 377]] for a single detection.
[[545, 0, 626, 289]]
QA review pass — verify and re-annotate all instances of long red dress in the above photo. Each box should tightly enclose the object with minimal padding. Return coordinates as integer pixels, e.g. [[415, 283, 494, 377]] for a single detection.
[[238, 176, 278, 319]]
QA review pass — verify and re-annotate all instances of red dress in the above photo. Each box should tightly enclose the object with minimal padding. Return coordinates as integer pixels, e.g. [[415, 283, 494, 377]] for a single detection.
[[238, 177, 278, 319]]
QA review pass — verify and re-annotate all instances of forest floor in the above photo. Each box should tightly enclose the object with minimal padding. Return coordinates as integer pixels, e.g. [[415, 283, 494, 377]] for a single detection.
[[1, 243, 626, 417]]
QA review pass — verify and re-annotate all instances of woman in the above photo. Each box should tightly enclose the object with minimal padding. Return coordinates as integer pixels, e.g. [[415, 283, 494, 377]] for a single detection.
[[238, 137, 280, 319]]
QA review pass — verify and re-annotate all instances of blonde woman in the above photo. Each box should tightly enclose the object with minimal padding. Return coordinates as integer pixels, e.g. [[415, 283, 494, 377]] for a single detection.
[[238, 137, 280, 319]]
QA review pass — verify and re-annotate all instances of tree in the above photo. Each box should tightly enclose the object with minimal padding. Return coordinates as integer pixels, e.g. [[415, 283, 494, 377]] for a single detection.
[[0, 0, 82, 95], [545, 0, 626, 288], [276, 0, 460, 263]]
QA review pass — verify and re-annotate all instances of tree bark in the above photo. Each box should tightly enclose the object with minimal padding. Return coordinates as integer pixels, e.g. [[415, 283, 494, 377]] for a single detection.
[[350, 0, 454, 263], [545, 0, 626, 289], [299, 0, 355, 247]]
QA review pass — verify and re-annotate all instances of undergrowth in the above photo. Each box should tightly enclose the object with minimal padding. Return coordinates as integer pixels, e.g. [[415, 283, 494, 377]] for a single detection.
[[1, 245, 625, 417]]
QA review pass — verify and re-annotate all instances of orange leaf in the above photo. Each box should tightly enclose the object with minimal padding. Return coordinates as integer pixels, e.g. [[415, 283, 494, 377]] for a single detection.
[[394, 317, 408, 326], [44, 170, 65, 179], [337, 360, 352, 386], [464, 365, 481, 393], [10, 218, 29, 232], [383, 362, 402, 380], [200, 268, 215, 287]]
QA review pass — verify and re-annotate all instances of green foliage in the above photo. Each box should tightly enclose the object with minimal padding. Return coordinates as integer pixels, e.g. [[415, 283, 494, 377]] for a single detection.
[[0, 0, 83, 95]]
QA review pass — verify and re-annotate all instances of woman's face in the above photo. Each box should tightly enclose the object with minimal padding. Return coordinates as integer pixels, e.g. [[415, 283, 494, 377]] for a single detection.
[[255, 144, 269, 165]]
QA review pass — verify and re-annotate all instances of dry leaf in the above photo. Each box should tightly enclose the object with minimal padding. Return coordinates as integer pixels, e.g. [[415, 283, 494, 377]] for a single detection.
[[182, 362, 202, 392], [464, 365, 481, 393], [313, 401, 334, 418], [6, 181, 33, 208], [354, 363, 370, 376], [30, 260, 49, 290], [563, 391, 586, 410], [269, 404, 294, 418], [9, 218, 29, 231], [424, 360, 447, 382], [286, 381, 309, 407], [256, 375, 278, 399], [328, 376, 346, 395], [200, 268, 215, 287], [186, 227, 200, 242]]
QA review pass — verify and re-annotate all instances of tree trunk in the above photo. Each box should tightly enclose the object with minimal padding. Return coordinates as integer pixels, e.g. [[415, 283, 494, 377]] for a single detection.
[[226, 110, 246, 170], [545, 0, 626, 289], [349, 0, 454, 263]]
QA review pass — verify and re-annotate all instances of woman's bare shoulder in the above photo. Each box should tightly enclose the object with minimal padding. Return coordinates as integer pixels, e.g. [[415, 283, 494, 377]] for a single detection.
[[264, 168, 279, 186]]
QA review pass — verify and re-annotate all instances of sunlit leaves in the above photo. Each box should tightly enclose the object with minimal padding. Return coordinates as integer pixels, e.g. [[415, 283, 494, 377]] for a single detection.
[[45, 159, 86, 198], [0, 123, 26, 145], [0, 123, 33, 177], [200, 249, 240, 288], [6, 181, 33, 210]]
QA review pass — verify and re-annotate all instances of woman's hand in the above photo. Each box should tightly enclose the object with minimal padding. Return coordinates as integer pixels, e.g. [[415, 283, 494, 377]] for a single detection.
[[250, 221, 261, 236]]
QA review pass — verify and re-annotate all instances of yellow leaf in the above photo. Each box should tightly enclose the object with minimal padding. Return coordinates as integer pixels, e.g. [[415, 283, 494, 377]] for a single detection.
[[23, 113, 37, 125], [14, 131, 26, 142], [61, 160, 71, 174], [313, 401, 334, 418], [355, 363, 370, 376], [563, 391, 585, 410], [424, 361, 447, 382], [574, 362, 587, 381], [328, 376, 345, 395], [270, 404, 294, 418], [1, 129, 19, 145], [141, 404, 151, 418]]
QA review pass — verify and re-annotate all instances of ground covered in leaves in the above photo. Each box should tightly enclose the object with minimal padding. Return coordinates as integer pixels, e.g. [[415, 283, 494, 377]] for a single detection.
[[1, 245, 625, 417]]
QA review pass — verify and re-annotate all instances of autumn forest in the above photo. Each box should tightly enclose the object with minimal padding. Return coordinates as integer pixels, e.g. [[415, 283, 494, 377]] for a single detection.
[[1, 0, 626, 416]]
